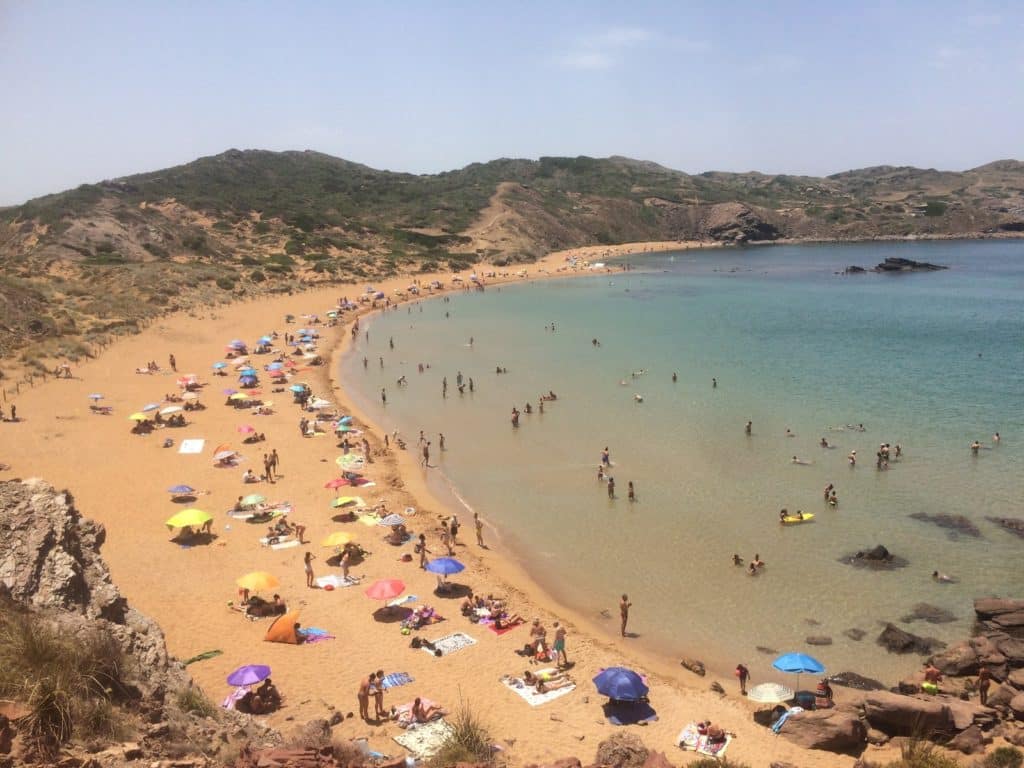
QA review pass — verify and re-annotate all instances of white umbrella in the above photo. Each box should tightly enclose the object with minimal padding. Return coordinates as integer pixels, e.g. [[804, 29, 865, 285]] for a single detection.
[[160, 406, 184, 415], [181, 392, 199, 401], [747, 682, 794, 704]]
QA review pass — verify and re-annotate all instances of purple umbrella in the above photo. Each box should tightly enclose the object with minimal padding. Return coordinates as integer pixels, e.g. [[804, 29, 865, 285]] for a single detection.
[[223, 388, 238, 395], [226, 664, 271, 687]]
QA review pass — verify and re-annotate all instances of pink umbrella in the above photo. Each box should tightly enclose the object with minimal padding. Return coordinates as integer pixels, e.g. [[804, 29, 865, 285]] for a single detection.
[[237, 425, 256, 434], [324, 478, 349, 489], [268, 370, 286, 378], [364, 579, 405, 602]]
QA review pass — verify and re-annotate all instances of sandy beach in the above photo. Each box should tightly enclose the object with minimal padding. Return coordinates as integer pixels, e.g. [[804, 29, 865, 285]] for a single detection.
[[0, 243, 896, 767]]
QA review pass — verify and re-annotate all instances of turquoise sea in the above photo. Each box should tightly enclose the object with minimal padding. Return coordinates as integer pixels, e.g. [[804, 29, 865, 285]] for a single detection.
[[340, 240, 1024, 683]]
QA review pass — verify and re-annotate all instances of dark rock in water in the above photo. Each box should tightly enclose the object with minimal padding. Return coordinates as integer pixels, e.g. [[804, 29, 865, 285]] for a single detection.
[[840, 544, 909, 570], [756, 645, 779, 655], [909, 512, 981, 539], [843, 628, 867, 642], [829, 671, 887, 691], [844, 265, 867, 274], [680, 657, 706, 677], [987, 516, 1024, 540], [873, 257, 948, 272], [807, 635, 833, 646], [805, 618, 821, 626], [877, 623, 946, 655], [900, 603, 957, 625], [975, 597, 1024, 632]]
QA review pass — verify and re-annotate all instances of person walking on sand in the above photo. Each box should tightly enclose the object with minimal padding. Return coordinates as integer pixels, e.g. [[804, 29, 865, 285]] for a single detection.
[[553, 621, 568, 667], [263, 454, 274, 483], [381, 387, 387, 405], [440, 524, 454, 556], [421, 442, 430, 468], [474, 512, 486, 548], [439, 433, 446, 451], [304, 551, 316, 588], [449, 515, 460, 545], [442, 377, 448, 398], [374, 668, 387, 718], [628, 481, 636, 502], [620, 594, 632, 637], [607, 476, 615, 498], [270, 448, 279, 475], [736, 663, 750, 695], [357, 673, 372, 721], [168, 353, 176, 372], [416, 533, 430, 568]]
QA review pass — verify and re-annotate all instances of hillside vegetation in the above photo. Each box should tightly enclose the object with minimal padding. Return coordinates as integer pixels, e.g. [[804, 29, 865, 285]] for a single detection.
[[2, 149, 1024, 370]]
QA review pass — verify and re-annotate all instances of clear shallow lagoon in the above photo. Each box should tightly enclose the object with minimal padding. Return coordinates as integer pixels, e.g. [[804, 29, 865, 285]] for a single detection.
[[340, 241, 1024, 683]]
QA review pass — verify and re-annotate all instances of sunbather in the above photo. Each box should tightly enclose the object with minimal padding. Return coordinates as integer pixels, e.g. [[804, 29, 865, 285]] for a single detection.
[[523, 669, 573, 693], [411, 697, 442, 723]]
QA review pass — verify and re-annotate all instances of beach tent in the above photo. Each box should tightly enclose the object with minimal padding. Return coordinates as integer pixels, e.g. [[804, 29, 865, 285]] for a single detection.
[[264, 611, 301, 644]]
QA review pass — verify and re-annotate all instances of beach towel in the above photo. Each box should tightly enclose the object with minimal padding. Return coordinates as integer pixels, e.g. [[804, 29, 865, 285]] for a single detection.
[[179, 438, 205, 454], [771, 706, 803, 734], [183, 649, 223, 666], [603, 700, 658, 725], [379, 672, 414, 690], [421, 632, 477, 657], [392, 718, 452, 757], [677, 724, 733, 757], [271, 540, 300, 551], [221, 686, 249, 710], [502, 675, 576, 707], [298, 627, 335, 643], [485, 618, 524, 635], [392, 699, 450, 730], [316, 574, 360, 589], [357, 514, 381, 527]]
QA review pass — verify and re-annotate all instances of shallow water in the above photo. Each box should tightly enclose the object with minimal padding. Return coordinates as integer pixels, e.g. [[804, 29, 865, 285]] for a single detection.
[[340, 240, 1024, 684]]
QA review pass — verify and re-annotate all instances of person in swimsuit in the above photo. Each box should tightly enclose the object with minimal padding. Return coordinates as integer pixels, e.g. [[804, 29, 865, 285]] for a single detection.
[[304, 551, 315, 588], [553, 621, 568, 667]]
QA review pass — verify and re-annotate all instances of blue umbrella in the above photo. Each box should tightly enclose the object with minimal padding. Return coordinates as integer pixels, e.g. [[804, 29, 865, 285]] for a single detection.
[[226, 664, 271, 687], [424, 557, 465, 577], [212, 362, 227, 369], [239, 376, 257, 384], [239, 367, 257, 375], [259, 336, 273, 344], [228, 339, 245, 348], [267, 362, 284, 370], [593, 667, 649, 702], [772, 652, 825, 691], [289, 384, 307, 392], [167, 484, 195, 495], [338, 415, 353, 425], [88, 393, 103, 400]]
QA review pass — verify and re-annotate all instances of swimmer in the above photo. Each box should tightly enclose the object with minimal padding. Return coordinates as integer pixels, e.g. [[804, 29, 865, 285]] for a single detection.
[[779, 508, 788, 521], [712, 377, 717, 388], [848, 450, 857, 466], [745, 421, 752, 435], [932, 570, 955, 583], [791, 456, 812, 465], [993, 432, 1000, 444], [633, 393, 643, 403], [785, 428, 795, 437], [672, 372, 677, 382], [732, 554, 743, 566], [747, 562, 758, 576], [820, 437, 830, 448], [971, 440, 981, 454], [752, 553, 765, 568]]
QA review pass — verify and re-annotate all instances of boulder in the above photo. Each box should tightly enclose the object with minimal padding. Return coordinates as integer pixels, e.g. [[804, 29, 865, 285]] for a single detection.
[[942, 697, 998, 730], [873, 257, 947, 272], [1000, 724, 1024, 747], [975, 598, 1024, 620], [844, 266, 867, 274], [288, 719, 332, 749], [806, 636, 833, 646], [900, 603, 956, 624], [866, 727, 890, 745], [946, 724, 988, 754], [679, 658, 706, 677], [1012, 693, 1024, 721], [929, 635, 1008, 676], [1009, 670, 1024, 688], [829, 672, 886, 691], [840, 545, 909, 570], [594, 733, 648, 768], [778, 708, 866, 754], [877, 623, 946, 655], [986, 517, 1024, 542], [862, 691, 954, 736], [996, 636, 1024, 666], [988, 683, 1020, 708]]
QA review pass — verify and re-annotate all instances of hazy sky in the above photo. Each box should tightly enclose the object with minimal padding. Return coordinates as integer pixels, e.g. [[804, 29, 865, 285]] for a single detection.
[[2, 1, 1022, 205]]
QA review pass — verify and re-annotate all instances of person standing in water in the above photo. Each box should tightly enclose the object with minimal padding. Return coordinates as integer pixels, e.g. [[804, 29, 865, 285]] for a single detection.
[[380, 388, 387, 405], [672, 372, 677, 382], [745, 420, 752, 435], [601, 447, 610, 466], [474, 512, 486, 548], [627, 481, 636, 502], [607, 476, 615, 498], [712, 378, 717, 388], [619, 594, 632, 637]]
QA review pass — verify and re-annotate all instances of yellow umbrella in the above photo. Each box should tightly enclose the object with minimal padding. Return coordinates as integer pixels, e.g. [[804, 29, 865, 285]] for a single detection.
[[229, 392, 249, 401], [165, 508, 212, 528], [128, 412, 148, 421], [321, 531, 355, 548], [236, 571, 280, 592], [331, 496, 361, 508]]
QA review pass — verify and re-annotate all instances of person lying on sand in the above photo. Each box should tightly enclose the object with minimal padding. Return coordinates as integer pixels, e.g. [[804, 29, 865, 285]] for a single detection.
[[523, 669, 574, 693]]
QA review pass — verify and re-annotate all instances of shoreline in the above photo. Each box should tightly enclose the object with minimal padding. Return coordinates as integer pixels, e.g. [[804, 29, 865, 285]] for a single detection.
[[0, 238, 949, 767]]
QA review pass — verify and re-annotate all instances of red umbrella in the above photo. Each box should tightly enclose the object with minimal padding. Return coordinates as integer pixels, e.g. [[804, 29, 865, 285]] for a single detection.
[[364, 579, 405, 601], [237, 425, 256, 434], [268, 370, 286, 378], [324, 478, 349, 489]]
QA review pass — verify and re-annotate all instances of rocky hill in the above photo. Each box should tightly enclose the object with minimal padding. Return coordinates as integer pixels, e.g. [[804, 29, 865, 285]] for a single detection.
[[2, 150, 1024, 371]]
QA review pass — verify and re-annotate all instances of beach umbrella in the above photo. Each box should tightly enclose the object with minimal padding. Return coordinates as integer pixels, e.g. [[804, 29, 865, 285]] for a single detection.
[[378, 513, 406, 527], [212, 362, 227, 369], [88, 393, 103, 400], [177, 375, 197, 387], [228, 340, 246, 349], [214, 450, 236, 461], [223, 388, 238, 395], [592, 667, 649, 702], [142, 403, 160, 412], [241, 494, 266, 507], [268, 370, 286, 378], [289, 385, 307, 393], [128, 412, 148, 421], [165, 508, 211, 528], [425, 557, 465, 577], [364, 579, 405, 602], [239, 367, 257, 376], [772, 652, 825, 691], [237, 425, 256, 434], [337, 455, 364, 469], [335, 425, 355, 433], [181, 392, 200, 401], [308, 399, 332, 410], [747, 682, 795, 705], [246, 389, 263, 396], [267, 362, 284, 370], [236, 571, 280, 592], [331, 496, 361, 508], [167, 484, 195, 495], [259, 336, 273, 344], [226, 664, 271, 687], [338, 416, 353, 425], [229, 393, 249, 401], [321, 532, 355, 548], [160, 405, 183, 415], [324, 478, 349, 490]]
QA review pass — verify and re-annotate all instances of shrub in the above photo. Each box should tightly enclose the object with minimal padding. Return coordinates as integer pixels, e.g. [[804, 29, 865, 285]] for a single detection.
[[175, 685, 217, 718], [429, 704, 493, 767], [215, 276, 235, 290], [983, 747, 1024, 768], [885, 738, 962, 768], [924, 201, 947, 217], [249, 270, 266, 283]]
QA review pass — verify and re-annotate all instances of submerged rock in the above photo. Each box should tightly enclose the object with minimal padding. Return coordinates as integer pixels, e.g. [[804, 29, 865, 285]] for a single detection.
[[806, 635, 833, 646], [873, 257, 948, 272], [877, 623, 946, 655], [829, 671, 887, 691], [756, 645, 779, 655], [900, 603, 957, 624], [987, 516, 1024, 540], [843, 628, 867, 641], [839, 544, 909, 570], [909, 512, 981, 539]]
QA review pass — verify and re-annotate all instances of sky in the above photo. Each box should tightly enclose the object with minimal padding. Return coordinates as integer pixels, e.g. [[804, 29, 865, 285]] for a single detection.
[[2, 1, 1023, 205]]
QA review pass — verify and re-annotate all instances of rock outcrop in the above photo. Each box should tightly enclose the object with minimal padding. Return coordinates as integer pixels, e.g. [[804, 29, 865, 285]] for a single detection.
[[862, 691, 995, 737], [877, 623, 946, 655], [778, 707, 866, 753], [841, 544, 909, 569], [874, 257, 948, 272]]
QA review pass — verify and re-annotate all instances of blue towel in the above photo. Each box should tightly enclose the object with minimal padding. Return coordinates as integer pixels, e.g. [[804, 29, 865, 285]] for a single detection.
[[380, 672, 414, 689], [300, 627, 330, 637]]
